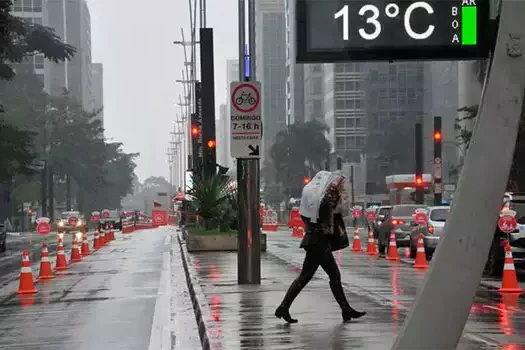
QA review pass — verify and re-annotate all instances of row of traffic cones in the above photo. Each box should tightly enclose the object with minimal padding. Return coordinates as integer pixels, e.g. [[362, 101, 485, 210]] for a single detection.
[[351, 228, 523, 295], [17, 226, 117, 294]]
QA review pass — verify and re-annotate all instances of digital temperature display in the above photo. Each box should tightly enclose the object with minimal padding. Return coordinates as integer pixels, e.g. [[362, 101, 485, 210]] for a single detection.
[[296, 0, 490, 63]]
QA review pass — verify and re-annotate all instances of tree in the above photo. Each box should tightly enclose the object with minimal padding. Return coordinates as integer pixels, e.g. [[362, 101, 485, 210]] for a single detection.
[[0, 1, 75, 80], [269, 120, 331, 198], [456, 97, 525, 191]]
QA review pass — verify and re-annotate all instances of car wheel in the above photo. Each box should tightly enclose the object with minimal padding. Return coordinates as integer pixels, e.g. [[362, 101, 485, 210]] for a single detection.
[[410, 244, 417, 259]]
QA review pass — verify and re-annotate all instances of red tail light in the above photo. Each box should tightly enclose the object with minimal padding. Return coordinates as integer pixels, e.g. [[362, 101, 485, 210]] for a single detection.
[[428, 224, 434, 233], [392, 219, 405, 226]]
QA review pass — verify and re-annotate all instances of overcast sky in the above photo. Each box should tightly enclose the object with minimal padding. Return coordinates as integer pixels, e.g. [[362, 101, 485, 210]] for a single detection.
[[86, 0, 237, 182]]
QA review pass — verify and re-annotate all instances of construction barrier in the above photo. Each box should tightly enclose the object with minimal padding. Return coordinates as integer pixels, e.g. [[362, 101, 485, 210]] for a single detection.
[[262, 210, 279, 231]]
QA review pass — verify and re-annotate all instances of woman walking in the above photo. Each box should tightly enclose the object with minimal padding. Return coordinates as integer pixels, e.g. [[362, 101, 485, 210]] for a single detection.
[[275, 171, 366, 323]]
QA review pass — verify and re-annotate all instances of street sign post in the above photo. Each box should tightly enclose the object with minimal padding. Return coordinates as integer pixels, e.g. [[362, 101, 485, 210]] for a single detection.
[[230, 81, 262, 159], [36, 217, 51, 236], [366, 209, 376, 221], [414, 208, 429, 226], [498, 209, 518, 233]]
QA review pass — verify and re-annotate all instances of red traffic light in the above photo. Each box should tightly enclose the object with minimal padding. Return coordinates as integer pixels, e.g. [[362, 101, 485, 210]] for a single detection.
[[303, 177, 311, 184], [207, 139, 216, 148], [415, 176, 423, 185], [433, 131, 442, 141], [191, 126, 199, 137]]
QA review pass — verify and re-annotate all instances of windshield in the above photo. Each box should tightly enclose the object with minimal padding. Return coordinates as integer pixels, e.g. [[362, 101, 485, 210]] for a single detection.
[[377, 207, 391, 216], [392, 205, 426, 217], [430, 208, 449, 222], [60, 212, 79, 220]]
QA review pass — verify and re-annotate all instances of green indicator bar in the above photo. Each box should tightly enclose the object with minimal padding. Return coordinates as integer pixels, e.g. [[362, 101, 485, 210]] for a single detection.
[[461, 6, 477, 46]]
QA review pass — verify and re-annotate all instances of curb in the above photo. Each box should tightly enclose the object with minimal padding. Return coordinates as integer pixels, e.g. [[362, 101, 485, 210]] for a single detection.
[[177, 233, 223, 350]]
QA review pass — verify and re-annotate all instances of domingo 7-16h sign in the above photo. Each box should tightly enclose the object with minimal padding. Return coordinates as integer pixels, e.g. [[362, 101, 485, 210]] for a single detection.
[[296, 0, 490, 62], [230, 81, 262, 159]]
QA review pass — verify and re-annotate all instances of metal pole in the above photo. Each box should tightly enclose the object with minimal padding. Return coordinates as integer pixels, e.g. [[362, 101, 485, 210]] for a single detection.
[[237, 0, 261, 285], [350, 165, 355, 207], [414, 123, 424, 204], [394, 1, 525, 348]]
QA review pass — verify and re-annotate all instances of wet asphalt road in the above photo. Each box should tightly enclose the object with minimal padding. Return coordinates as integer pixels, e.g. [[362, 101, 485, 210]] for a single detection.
[[183, 228, 525, 349], [0, 228, 172, 349], [0, 232, 95, 289]]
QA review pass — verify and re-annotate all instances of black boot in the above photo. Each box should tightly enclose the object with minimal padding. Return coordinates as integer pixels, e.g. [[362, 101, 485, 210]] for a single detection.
[[275, 279, 304, 323], [329, 280, 366, 322]]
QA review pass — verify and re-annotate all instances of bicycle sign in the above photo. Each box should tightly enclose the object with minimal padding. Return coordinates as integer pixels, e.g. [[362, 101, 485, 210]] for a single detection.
[[230, 81, 262, 159], [231, 82, 260, 114]]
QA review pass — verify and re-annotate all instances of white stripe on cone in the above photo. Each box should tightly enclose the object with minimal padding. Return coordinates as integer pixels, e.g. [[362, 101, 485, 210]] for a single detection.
[[504, 263, 515, 270], [41, 256, 49, 262], [21, 267, 32, 273]]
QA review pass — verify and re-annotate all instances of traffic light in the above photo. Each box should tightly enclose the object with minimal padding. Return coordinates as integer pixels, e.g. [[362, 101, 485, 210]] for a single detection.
[[433, 116, 442, 205], [191, 126, 200, 137], [415, 175, 423, 186], [303, 177, 311, 185], [206, 139, 216, 148]]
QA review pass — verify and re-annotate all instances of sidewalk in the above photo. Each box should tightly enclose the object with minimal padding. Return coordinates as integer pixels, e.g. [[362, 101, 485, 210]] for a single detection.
[[177, 232, 490, 350]]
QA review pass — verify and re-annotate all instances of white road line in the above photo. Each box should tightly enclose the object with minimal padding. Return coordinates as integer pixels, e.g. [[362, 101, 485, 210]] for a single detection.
[[148, 233, 171, 350]]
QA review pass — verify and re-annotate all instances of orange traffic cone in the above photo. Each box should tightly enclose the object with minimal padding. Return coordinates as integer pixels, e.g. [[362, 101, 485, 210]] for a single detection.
[[93, 231, 100, 250], [351, 229, 362, 252], [366, 229, 378, 256], [292, 226, 298, 238], [70, 237, 82, 263], [16, 250, 38, 294], [37, 244, 54, 280], [81, 231, 90, 256], [413, 233, 428, 269], [297, 226, 305, 238], [386, 231, 400, 261], [109, 225, 115, 240], [499, 243, 524, 294], [100, 230, 106, 245], [55, 236, 68, 270]]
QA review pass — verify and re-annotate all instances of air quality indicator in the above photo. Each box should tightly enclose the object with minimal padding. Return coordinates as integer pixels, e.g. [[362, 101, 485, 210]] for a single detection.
[[461, 3, 477, 45]]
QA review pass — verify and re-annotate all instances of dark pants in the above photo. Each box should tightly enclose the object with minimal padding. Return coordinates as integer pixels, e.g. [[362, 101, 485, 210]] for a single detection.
[[278, 244, 352, 312], [298, 245, 341, 284]]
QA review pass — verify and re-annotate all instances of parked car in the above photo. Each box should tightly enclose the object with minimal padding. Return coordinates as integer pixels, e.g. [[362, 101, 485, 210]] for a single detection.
[[409, 205, 450, 259], [485, 192, 525, 276], [377, 204, 427, 253], [372, 205, 392, 239]]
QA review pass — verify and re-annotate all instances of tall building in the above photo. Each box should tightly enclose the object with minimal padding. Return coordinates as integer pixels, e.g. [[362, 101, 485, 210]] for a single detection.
[[43, 0, 93, 111], [365, 63, 426, 191], [423, 62, 458, 184], [284, 0, 304, 124], [323, 63, 368, 166], [224, 59, 239, 169], [217, 104, 230, 168], [11, 0, 45, 81], [91, 63, 104, 125], [256, 0, 286, 154], [304, 64, 324, 122]]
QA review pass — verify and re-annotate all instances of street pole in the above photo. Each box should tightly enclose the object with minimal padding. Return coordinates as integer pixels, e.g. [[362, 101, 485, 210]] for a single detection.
[[433, 116, 443, 205], [394, 1, 525, 348], [350, 165, 355, 207], [237, 0, 261, 285], [414, 123, 424, 204]]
